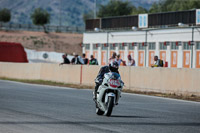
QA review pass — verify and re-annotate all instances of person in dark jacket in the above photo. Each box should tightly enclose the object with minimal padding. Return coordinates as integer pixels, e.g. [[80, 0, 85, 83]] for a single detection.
[[93, 61, 119, 100], [82, 53, 89, 65], [59, 54, 70, 65], [71, 54, 83, 65]]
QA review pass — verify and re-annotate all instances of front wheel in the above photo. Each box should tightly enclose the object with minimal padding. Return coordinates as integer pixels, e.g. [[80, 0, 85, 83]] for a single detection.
[[105, 97, 114, 116]]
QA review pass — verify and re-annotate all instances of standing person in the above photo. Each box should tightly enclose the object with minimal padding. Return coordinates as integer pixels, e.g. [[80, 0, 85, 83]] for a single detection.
[[59, 54, 70, 65], [109, 52, 117, 64], [127, 55, 135, 66], [82, 53, 89, 65], [71, 54, 83, 65], [116, 54, 123, 66], [89, 55, 98, 65], [151, 55, 163, 67]]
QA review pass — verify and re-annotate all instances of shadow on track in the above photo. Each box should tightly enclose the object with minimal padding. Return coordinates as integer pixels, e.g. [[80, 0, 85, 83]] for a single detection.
[[111, 115, 149, 118], [0, 121, 200, 126]]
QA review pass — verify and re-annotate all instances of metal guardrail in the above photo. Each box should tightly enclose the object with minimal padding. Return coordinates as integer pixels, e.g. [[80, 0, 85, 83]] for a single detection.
[[0, 23, 85, 33]]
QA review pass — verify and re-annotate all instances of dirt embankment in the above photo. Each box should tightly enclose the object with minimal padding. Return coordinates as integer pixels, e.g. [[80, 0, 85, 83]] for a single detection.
[[0, 30, 83, 55]]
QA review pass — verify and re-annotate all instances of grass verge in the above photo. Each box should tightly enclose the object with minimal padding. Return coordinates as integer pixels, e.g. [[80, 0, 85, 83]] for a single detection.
[[0, 77, 199, 102], [0, 77, 94, 89]]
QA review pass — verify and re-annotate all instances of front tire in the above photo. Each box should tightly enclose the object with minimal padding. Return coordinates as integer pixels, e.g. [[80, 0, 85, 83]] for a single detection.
[[105, 97, 114, 116]]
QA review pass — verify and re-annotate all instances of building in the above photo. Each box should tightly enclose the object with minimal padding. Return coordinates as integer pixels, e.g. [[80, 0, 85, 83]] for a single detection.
[[82, 9, 200, 68]]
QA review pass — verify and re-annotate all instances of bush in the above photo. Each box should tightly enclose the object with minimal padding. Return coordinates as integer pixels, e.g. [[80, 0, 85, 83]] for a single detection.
[[0, 8, 11, 23], [31, 8, 50, 33]]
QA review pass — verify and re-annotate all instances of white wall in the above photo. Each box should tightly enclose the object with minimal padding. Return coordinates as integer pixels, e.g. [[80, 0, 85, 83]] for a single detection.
[[25, 49, 73, 63]]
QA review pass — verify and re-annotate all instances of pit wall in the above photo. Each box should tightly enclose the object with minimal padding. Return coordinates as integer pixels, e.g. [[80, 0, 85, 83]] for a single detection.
[[0, 62, 200, 96]]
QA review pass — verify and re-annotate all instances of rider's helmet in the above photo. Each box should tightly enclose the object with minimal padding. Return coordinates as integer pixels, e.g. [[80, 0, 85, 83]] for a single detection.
[[109, 61, 119, 72]]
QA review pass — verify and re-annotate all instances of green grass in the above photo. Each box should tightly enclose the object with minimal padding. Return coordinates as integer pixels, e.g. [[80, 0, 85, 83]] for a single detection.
[[0, 77, 94, 89], [0, 77, 199, 102]]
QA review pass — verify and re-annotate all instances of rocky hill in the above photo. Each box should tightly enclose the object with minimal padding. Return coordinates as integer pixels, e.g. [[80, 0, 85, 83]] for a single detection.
[[0, 0, 156, 27]]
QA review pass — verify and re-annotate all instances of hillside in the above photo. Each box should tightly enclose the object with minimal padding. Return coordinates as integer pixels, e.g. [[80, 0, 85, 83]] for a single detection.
[[0, 30, 83, 55], [0, 0, 156, 27]]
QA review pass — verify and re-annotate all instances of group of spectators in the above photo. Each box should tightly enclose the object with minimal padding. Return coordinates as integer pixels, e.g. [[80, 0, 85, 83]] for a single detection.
[[60, 52, 136, 66], [59, 53, 98, 65], [60, 52, 164, 67], [109, 52, 135, 66]]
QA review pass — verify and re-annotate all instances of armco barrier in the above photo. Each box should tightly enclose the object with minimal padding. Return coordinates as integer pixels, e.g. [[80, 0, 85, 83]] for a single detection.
[[0, 62, 200, 96]]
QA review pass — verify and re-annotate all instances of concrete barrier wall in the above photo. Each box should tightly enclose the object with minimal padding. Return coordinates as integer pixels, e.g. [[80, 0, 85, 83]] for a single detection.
[[40, 64, 81, 84], [0, 62, 200, 96], [0, 62, 41, 80]]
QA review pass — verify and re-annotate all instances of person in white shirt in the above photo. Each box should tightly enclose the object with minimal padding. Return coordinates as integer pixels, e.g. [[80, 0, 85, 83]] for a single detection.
[[127, 55, 135, 66]]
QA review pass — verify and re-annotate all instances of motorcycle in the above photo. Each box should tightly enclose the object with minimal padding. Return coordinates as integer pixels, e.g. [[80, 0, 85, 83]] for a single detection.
[[95, 72, 124, 116]]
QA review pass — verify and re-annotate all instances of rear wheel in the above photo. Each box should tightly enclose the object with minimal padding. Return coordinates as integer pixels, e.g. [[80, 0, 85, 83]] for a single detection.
[[105, 97, 114, 116], [96, 108, 104, 115]]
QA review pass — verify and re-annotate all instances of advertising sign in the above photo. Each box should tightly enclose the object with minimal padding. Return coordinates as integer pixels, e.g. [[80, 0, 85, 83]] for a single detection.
[[160, 51, 166, 62], [149, 51, 155, 67], [138, 51, 144, 67], [196, 9, 200, 25], [139, 14, 148, 28], [183, 51, 190, 68], [101, 51, 107, 66], [196, 51, 200, 68], [171, 51, 178, 68]]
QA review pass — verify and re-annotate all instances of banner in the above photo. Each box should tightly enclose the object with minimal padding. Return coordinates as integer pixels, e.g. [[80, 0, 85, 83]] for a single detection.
[[160, 51, 166, 62], [196, 51, 200, 68], [149, 51, 155, 67], [138, 51, 144, 67], [93, 51, 98, 59], [85, 51, 90, 59], [196, 9, 200, 25], [171, 51, 178, 68], [183, 51, 190, 68], [138, 14, 148, 28], [101, 51, 107, 66]]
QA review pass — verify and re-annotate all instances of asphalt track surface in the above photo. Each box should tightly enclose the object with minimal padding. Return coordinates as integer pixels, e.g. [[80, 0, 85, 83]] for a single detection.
[[0, 80, 200, 133]]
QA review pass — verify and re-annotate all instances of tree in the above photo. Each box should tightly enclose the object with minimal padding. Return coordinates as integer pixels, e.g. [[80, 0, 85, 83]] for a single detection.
[[0, 8, 11, 23], [97, 0, 133, 17], [31, 8, 50, 33], [149, 0, 200, 13], [132, 6, 148, 15], [83, 11, 94, 22]]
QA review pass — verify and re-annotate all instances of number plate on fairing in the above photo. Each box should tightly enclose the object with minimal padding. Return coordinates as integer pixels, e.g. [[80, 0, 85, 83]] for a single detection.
[[109, 79, 120, 88]]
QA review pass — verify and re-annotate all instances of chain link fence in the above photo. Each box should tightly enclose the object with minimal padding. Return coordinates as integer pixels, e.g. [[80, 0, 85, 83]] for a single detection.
[[0, 23, 85, 33]]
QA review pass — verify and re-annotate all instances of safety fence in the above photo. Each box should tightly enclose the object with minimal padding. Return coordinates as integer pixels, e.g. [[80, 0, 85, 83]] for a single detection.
[[0, 23, 85, 33], [0, 62, 200, 96]]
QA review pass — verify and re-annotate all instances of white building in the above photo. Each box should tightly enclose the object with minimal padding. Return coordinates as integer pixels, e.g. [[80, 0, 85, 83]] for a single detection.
[[83, 9, 200, 68]]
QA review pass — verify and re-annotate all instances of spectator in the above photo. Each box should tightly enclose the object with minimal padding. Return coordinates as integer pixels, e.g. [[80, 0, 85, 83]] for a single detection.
[[89, 55, 98, 65], [127, 55, 135, 66], [151, 55, 163, 67], [71, 54, 83, 65], [109, 52, 117, 64], [116, 54, 123, 66], [59, 54, 70, 65], [82, 53, 89, 65]]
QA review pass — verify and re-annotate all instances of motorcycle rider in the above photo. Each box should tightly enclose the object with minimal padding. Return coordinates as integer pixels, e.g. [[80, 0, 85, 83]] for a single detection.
[[94, 61, 119, 101]]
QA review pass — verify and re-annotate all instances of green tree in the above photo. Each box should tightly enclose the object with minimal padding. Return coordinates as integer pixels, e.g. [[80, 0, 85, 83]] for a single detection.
[[0, 8, 11, 23], [31, 8, 50, 33], [132, 6, 148, 15], [149, 0, 200, 13], [97, 0, 133, 17], [83, 11, 94, 22]]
